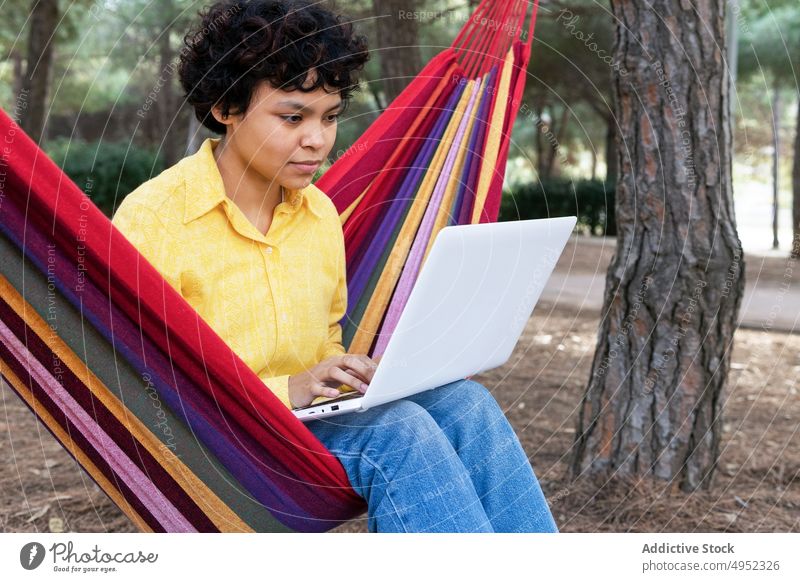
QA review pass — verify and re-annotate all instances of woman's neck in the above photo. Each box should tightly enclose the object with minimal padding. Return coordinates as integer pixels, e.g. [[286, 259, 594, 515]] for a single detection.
[[213, 138, 284, 236]]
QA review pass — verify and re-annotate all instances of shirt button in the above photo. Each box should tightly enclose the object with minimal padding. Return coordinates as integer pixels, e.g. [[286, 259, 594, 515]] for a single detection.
[[266, 247, 273, 255], [281, 313, 288, 322]]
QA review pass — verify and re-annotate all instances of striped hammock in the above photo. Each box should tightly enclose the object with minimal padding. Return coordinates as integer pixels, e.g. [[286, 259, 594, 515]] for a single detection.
[[0, 0, 539, 532]]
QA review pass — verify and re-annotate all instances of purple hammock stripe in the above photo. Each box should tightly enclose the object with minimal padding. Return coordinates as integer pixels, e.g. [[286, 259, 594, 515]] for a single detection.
[[347, 81, 467, 317], [453, 66, 499, 227], [0, 291, 219, 531], [375, 78, 484, 353], [457, 66, 500, 226], [457, 66, 500, 225], [0, 317, 196, 531]]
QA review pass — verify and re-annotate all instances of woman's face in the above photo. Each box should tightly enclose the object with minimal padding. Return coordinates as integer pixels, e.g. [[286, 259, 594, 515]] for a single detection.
[[213, 70, 343, 191]]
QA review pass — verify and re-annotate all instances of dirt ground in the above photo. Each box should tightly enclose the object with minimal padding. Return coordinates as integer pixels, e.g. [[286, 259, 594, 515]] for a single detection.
[[1, 240, 798, 533]]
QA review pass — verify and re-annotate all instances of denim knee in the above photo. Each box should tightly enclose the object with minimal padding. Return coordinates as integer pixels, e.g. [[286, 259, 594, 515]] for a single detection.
[[358, 399, 445, 458], [457, 379, 495, 406], [434, 379, 502, 417]]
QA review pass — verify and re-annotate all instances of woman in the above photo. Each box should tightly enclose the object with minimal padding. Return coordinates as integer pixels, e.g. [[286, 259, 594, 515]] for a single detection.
[[112, 0, 557, 533]]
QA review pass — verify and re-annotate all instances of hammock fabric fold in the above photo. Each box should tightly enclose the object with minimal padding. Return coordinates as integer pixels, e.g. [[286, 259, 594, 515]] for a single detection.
[[0, 0, 538, 532]]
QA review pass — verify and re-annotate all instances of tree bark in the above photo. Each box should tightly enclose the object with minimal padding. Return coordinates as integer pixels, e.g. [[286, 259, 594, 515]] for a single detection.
[[534, 105, 546, 179], [364, 72, 387, 112], [157, 0, 182, 166], [792, 96, 800, 258], [11, 50, 24, 103], [605, 115, 617, 183], [20, 0, 59, 144], [373, 0, 423, 106], [533, 106, 568, 181], [571, 0, 744, 492], [550, 105, 570, 178], [772, 81, 781, 250]]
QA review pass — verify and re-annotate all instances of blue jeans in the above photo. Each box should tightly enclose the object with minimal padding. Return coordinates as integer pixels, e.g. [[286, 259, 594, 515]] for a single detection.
[[306, 379, 559, 533]]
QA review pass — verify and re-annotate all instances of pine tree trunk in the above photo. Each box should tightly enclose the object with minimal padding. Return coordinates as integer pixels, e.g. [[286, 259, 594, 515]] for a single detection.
[[11, 50, 24, 103], [20, 0, 59, 144], [534, 107, 548, 180], [772, 82, 781, 250], [571, 0, 744, 492], [157, 0, 181, 167], [792, 96, 800, 258], [549, 106, 570, 178], [373, 0, 423, 105]]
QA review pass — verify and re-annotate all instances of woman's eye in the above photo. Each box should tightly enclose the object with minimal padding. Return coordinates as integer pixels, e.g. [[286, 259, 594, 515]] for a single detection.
[[281, 114, 339, 124]]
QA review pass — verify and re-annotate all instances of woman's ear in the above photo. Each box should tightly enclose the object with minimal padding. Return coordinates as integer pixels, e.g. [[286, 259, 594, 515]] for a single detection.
[[210, 103, 233, 128]]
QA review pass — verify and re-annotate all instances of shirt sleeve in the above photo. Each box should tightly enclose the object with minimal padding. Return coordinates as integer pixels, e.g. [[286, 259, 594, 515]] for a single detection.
[[317, 219, 348, 362], [111, 198, 182, 294]]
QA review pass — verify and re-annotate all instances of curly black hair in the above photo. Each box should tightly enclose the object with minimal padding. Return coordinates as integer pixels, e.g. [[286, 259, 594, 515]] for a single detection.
[[179, 0, 370, 134]]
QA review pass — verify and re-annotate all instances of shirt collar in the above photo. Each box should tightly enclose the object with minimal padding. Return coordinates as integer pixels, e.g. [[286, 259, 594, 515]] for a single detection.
[[181, 137, 322, 224]]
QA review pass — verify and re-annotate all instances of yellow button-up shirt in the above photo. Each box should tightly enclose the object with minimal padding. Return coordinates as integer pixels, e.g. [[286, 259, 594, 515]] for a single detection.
[[111, 137, 347, 410]]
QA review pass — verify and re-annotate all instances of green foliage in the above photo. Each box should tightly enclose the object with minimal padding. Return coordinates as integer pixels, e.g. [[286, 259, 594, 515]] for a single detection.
[[44, 138, 164, 217], [51, 64, 139, 116], [738, 1, 800, 84], [500, 178, 616, 236], [8, 1, 201, 121]]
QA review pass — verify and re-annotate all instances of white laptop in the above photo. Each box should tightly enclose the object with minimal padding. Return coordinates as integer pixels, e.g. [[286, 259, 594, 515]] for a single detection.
[[293, 216, 577, 422]]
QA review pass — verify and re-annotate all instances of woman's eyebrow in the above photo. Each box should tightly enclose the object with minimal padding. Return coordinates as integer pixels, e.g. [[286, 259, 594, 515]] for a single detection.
[[275, 100, 343, 113]]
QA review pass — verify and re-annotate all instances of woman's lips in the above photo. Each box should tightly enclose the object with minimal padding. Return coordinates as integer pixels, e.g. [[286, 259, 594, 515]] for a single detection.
[[290, 162, 321, 173]]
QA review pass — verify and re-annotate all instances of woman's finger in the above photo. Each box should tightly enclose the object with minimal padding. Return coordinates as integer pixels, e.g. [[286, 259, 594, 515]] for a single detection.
[[334, 355, 369, 384], [344, 354, 378, 383], [329, 366, 368, 393], [340, 365, 370, 384], [311, 383, 342, 399]]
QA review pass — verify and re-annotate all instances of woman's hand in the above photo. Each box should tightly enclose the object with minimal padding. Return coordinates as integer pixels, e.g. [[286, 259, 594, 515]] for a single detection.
[[288, 353, 382, 409]]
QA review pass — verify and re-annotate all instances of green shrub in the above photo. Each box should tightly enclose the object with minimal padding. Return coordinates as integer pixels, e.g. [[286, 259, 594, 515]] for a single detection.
[[499, 178, 616, 236], [44, 139, 165, 217]]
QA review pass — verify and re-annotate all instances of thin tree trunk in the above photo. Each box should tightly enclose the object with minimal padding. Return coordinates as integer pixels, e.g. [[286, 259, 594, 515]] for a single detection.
[[571, 0, 744, 492], [549, 106, 570, 178], [772, 82, 781, 250], [534, 106, 547, 180], [11, 50, 24, 103], [772, 81, 781, 249], [793, 96, 800, 258], [157, 0, 181, 166], [20, 0, 59, 144], [364, 73, 387, 112], [373, 0, 422, 106]]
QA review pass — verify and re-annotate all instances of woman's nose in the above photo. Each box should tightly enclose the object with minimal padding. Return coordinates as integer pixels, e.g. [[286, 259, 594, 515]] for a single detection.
[[300, 124, 327, 149]]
